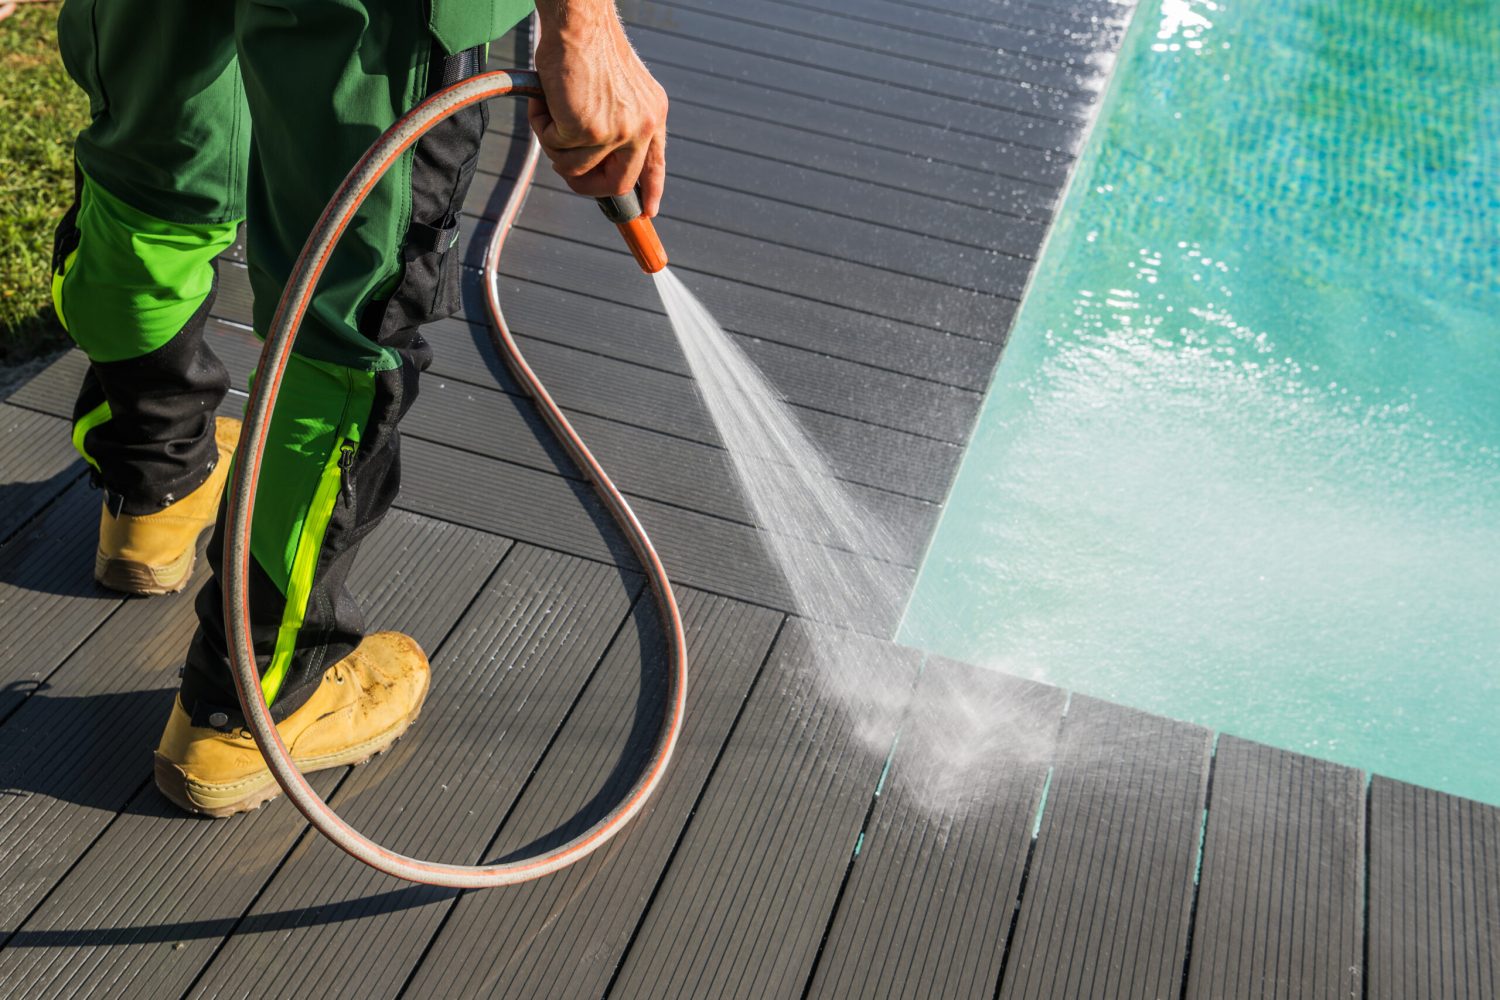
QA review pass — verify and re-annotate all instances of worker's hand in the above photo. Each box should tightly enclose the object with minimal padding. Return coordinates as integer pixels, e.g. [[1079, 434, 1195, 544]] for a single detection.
[[530, 2, 669, 216]]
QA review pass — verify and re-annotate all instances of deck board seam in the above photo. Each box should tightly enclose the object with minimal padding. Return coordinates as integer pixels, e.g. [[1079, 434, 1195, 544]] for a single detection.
[[1175, 742, 1218, 998], [391, 585, 655, 996], [794, 706, 907, 999]]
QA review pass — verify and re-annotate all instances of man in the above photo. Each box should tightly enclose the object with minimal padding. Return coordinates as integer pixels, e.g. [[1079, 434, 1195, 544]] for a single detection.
[[51, 0, 667, 816]]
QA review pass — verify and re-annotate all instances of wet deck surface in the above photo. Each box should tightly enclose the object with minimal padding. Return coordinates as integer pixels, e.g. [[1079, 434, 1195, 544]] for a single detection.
[[3, 0, 1497, 996]]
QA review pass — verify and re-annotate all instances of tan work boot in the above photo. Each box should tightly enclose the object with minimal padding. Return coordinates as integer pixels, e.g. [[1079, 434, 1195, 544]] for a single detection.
[[153, 631, 431, 818], [94, 416, 242, 595]]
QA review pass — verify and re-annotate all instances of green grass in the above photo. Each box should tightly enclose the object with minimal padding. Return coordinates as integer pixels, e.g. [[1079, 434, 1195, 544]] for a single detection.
[[0, 4, 88, 365]]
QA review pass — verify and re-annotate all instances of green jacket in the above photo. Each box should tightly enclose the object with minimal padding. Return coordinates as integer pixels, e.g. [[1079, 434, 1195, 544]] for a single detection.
[[430, 0, 535, 54]]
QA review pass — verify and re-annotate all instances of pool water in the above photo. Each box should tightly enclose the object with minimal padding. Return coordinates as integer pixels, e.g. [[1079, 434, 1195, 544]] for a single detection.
[[900, 0, 1500, 804]]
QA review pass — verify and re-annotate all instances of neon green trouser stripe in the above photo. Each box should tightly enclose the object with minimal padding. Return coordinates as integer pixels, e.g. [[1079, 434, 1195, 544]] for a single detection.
[[51, 249, 78, 332], [71, 400, 113, 471], [260, 438, 352, 705]]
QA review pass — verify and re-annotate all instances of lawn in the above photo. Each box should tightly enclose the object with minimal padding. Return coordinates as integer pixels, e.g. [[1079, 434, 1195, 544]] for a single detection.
[[0, 2, 87, 366]]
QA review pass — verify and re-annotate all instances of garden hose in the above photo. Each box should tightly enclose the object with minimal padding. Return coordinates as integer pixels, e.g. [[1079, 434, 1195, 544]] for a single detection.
[[223, 68, 688, 888]]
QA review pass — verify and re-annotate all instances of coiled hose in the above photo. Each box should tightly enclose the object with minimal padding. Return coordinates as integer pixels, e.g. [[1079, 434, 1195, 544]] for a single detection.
[[222, 68, 688, 888]]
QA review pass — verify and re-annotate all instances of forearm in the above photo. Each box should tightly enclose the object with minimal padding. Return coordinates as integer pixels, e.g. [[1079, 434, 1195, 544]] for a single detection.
[[533, 0, 621, 42]]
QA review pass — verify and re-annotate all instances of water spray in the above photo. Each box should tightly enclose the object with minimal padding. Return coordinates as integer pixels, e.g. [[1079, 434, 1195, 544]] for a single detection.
[[223, 68, 686, 888]]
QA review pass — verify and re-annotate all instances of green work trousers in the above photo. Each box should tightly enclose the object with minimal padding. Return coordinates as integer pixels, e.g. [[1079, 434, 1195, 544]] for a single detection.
[[53, 0, 531, 720]]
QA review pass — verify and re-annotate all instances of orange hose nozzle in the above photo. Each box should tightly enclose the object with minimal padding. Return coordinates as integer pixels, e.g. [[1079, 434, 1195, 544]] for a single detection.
[[596, 191, 669, 273], [617, 216, 669, 273]]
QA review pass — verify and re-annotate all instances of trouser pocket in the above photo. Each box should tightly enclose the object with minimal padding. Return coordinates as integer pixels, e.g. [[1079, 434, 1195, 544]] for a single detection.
[[361, 42, 488, 346], [402, 213, 464, 321]]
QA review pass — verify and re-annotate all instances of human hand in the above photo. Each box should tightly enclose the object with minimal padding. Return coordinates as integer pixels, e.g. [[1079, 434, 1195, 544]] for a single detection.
[[529, 2, 669, 216]]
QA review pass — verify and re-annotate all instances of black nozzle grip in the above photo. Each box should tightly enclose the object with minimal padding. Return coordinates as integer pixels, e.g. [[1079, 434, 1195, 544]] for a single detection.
[[596, 191, 644, 224]]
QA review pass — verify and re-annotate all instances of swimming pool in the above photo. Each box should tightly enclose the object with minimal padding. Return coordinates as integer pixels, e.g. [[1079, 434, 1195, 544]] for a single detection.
[[900, 0, 1500, 804]]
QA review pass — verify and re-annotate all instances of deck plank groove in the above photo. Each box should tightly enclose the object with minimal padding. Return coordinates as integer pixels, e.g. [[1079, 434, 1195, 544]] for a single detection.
[[1368, 777, 1500, 1000], [1185, 736, 1365, 1000]]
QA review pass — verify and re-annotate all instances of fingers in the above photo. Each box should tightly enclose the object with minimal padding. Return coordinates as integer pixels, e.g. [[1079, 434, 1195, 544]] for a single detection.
[[639, 129, 667, 217], [526, 96, 552, 137], [551, 140, 647, 200], [543, 141, 615, 182]]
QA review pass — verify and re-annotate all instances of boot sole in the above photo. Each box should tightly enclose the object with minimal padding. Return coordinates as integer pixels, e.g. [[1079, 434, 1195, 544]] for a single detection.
[[153, 703, 424, 819], [95, 547, 197, 596]]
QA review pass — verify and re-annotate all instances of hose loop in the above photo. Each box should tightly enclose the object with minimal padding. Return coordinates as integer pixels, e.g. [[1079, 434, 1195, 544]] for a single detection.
[[223, 69, 689, 888]]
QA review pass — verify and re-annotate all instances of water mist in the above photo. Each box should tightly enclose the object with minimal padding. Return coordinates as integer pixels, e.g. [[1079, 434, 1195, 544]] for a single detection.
[[651, 268, 1056, 815]]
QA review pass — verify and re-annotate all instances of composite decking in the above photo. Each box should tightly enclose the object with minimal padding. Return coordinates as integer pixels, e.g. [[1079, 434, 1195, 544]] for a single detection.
[[3, 0, 1497, 996]]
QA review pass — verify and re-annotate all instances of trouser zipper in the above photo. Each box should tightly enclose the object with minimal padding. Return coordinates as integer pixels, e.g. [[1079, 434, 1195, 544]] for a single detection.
[[339, 444, 357, 509]]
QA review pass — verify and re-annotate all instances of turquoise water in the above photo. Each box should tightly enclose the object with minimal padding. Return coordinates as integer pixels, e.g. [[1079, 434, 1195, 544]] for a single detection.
[[900, 0, 1500, 804]]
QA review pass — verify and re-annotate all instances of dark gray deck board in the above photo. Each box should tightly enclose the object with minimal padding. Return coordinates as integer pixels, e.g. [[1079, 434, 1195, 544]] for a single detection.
[[606, 622, 918, 999], [404, 589, 783, 999], [0, 583, 198, 938], [0, 512, 506, 998], [182, 545, 641, 998], [1185, 736, 1364, 1000], [465, 245, 1007, 393], [1368, 776, 1500, 1000], [806, 659, 1065, 1000], [999, 695, 1212, 1000], [0, 479, 122, 719], [4, 350, 85, 421], [0, 404, 84, 544], [470, 233, 1006, 398]]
